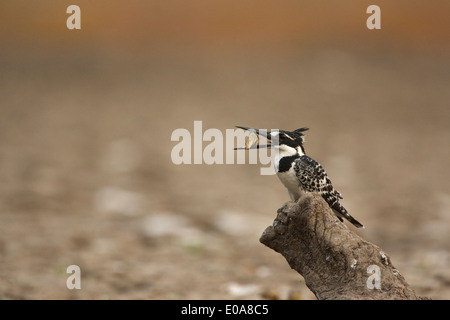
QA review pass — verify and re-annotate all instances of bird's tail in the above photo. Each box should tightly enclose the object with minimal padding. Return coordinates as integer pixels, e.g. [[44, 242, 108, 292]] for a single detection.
[[331, 203, 364, 228]]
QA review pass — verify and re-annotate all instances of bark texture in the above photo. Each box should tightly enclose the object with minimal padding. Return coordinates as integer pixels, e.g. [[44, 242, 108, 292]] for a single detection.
[[260, 193, 424, 300]]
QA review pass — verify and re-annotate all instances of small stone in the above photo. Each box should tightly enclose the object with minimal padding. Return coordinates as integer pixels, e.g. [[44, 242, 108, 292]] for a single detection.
[[261, 289, 279, 300], [288, 290, 303, 300]]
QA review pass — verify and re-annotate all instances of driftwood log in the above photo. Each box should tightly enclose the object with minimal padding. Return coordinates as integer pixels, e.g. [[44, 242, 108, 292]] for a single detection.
[[260, 193, 423, 300]]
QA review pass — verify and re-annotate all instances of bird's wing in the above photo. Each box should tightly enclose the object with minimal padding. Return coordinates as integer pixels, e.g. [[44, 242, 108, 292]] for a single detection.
[[293, 155, 343, 206], [294, 155, 364, 228]]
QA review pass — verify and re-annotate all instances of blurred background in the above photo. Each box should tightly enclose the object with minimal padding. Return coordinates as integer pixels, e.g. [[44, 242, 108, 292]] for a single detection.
[[0, 0, 449, 299]]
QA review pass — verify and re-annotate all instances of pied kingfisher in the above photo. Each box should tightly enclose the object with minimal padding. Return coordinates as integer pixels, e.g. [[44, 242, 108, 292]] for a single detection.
[[235, 126, 364, 228]]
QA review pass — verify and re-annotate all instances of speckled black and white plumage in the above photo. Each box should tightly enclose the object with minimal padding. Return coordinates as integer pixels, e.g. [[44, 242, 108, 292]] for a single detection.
[[273, 129, 364, 228], [292, 155, 363, 228], [235, 125, 364, 228]]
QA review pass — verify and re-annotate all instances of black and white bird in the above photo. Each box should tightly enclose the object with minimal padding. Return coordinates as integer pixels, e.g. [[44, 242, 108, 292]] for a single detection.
[[235, 126, 364, 228]]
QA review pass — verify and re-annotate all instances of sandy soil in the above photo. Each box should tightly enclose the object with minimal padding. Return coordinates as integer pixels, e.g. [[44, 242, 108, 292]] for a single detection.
[[0, 47, 449, 299]]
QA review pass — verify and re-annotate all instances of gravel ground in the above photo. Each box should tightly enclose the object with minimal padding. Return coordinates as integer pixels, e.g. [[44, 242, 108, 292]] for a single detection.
[[0, 47, 449, 299]]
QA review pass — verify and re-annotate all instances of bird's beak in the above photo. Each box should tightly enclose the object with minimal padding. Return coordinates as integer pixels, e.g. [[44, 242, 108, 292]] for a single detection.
[[234, 126, 272, 150], [235, 126, 272, 140]]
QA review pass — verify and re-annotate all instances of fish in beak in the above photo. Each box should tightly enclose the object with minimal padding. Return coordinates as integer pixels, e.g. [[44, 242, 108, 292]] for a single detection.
[[234, 126, 273, 150]]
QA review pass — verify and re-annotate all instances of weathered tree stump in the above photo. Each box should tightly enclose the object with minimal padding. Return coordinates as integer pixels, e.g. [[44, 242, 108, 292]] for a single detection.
[[260, 193, 424, 300]]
